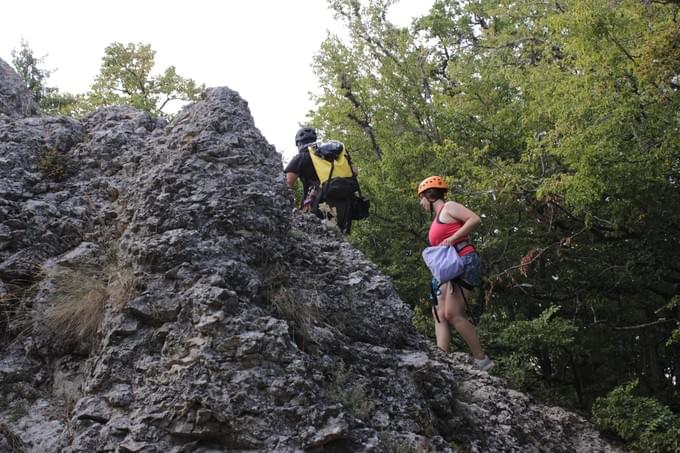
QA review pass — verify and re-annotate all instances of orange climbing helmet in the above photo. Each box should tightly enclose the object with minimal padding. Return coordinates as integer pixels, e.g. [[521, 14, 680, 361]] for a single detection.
[[417, 176, 448, 197]]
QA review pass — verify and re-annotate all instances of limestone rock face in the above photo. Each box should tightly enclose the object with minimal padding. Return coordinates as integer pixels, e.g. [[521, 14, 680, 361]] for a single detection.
[[0, 58, 622, 452]]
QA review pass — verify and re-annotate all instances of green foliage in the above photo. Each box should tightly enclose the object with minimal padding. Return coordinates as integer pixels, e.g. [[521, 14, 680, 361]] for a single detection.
[[84, 42, 204, 118], [411, 298, 435, 339], [491, 306, 582, 406], [37, 149, 73, 181], [39, 89, 82, 116], [11, 39, 78, 115], [11, 38, 51, 105], [501, 306, 577, 352], [10, 40, 202, 118], [664, 296, 680, 347], [309, 0, 680, 445], [593, 380, 680, 452]]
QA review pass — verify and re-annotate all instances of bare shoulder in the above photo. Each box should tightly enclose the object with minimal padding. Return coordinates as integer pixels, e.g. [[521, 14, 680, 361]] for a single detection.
[[444, 200, 478, 222], [444, 200, 465, 215], [445, 200, 464, 209]]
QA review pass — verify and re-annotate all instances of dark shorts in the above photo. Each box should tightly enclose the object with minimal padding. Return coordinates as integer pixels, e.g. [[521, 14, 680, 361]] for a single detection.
[[460, 252, 482, 288], [431, 252, 482, 297]]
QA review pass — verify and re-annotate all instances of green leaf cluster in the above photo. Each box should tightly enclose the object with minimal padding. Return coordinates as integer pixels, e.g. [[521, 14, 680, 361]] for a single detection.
[[11, 38, 51, 106], [37, 148, 74, 181], [11, 39, 79, 115], [85, 42, 204, 118], [593, 380, 680, 452]]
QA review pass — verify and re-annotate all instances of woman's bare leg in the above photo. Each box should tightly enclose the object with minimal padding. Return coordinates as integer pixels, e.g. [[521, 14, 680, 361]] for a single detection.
[[433, 304, 452, 352], [442, 283, 485, 359]]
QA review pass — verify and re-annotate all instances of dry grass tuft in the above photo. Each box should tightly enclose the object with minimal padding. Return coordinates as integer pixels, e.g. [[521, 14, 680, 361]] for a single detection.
[[0, 293, 13, 339], [261, 263, 320, 351], [44, 267, 108, 347], [0, 283, 41, 344], [43, 264, 140, 350], [1, 259, 140, 350], [270, 286, 316, 350], [107, 269, 139, 311], [327, 362, 375, 420]]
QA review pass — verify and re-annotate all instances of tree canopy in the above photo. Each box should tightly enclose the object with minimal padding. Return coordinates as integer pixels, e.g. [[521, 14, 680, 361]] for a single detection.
[[11, 39, 78, 115], [11, 38, 51, 106], [310, 0, 680, 448], [85, 42, 204, 118], [11, 41, 204, 118]]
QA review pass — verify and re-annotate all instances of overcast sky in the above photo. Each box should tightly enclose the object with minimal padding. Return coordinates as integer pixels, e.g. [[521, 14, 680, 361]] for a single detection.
[[1, 0, 433, 162]]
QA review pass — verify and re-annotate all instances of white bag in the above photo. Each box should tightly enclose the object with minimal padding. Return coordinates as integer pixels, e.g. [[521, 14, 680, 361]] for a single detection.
[[422, 245, 464, 283]]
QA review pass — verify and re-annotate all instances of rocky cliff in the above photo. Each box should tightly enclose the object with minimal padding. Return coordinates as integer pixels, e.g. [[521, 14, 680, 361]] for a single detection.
[[0, 58, 622, 452]]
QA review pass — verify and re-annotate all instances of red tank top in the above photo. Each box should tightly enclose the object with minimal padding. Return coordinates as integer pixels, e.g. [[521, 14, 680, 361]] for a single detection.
[[428, 207, 475, 256]]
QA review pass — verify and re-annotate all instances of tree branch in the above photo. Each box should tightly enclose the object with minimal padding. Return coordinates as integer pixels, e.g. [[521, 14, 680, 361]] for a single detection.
[[609, 35, 638, 63], [613, 318, 677, 331], [489, 228, 588, 282], [341, 74, 383, 159]]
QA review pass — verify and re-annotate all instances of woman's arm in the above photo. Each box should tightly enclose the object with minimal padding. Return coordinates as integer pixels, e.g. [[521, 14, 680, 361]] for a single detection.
[[440, 201, 481, 246]]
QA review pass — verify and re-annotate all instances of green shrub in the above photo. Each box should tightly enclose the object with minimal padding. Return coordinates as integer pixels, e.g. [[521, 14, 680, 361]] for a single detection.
[[37, 149, 73, 181], [663, 296, 680, 347], [593, 380, 680, 452], [487, 306, 581, 406], [411, 298, 435, 339]]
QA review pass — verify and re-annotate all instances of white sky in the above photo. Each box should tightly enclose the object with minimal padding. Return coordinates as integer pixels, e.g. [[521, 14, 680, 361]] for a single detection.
[[1, 0, 433, 162]]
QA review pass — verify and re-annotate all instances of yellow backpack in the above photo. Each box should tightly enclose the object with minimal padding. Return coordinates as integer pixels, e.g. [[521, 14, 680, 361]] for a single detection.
[[307, 141, 358, 201]]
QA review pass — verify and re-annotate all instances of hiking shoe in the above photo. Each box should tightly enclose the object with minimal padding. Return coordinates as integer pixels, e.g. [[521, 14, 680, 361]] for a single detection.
[[474, 355, 494, 372]]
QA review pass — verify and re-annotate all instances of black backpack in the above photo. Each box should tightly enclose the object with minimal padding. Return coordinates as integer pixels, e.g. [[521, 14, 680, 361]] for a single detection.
[[316, 141, 345, 161]]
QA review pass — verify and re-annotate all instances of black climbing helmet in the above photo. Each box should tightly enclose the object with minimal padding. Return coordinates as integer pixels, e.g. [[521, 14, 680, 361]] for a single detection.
[[295, 127, 317, 146]]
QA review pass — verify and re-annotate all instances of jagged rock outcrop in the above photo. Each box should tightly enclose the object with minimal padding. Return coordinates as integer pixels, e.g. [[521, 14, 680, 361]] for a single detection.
[[0, 58, 37, 119], [0, 58, 623, 452]]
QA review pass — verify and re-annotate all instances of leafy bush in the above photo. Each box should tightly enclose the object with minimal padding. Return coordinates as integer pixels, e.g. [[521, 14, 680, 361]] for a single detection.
[[664, 296, 680, 347], [500, 306, 578, 352], [411, 298, 435, 339], [593, 380, 680, 452], [485, 306, 581, 406], [37, 149, 73, 181]]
